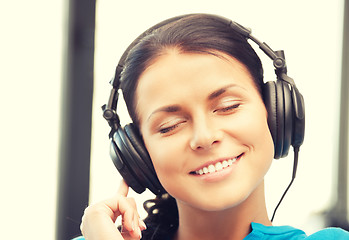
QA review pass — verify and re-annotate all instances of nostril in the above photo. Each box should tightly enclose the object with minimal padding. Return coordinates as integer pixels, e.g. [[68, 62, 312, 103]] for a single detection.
[[189, 124, 222, 151], [190, 139, 220, 151]]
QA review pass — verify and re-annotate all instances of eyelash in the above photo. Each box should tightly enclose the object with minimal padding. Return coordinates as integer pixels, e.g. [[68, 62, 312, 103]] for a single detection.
[[159, 124, 179, 134], [214, 103, 240, 113], [158, 119, 186, 134]]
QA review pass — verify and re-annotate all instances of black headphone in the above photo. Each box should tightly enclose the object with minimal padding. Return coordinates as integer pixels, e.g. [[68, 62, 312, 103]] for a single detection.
[[102, 14, 305, 195]]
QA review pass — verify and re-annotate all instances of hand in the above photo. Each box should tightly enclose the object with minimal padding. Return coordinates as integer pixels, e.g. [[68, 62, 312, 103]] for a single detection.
[[80, 180, 146, 240]]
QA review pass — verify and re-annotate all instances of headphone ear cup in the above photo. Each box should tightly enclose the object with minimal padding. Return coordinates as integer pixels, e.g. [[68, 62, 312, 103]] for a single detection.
[[264, 80, 298, 159], [109, 133, 145, 193], [111, 126, 165, 195], [280, 81, 293, 157], [124, 124, 165, 194], [263, 81, 282, 159], [290, 87, 305, 148], [123, 124, 154, 173]]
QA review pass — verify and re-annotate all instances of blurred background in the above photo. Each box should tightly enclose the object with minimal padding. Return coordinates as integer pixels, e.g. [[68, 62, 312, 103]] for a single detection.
[[1, 0, 348, 239]]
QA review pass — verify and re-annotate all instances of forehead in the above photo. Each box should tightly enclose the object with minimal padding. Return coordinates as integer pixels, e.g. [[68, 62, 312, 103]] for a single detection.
[[137, 50, 255, 90], [134, 51, 258, 120]]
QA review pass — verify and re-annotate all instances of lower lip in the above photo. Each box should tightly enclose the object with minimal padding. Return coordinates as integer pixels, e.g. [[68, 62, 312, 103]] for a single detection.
[[191, 156, 241, 182]]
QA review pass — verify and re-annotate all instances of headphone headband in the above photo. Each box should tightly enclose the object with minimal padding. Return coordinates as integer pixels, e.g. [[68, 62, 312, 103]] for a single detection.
[[103, 13, 300, 130]]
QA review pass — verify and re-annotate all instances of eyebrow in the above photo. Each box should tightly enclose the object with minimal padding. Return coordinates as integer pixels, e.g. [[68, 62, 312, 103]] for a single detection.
[[208, 84, 240, 100], [147, 105, 182, 122], [147, 84, 242, 122]]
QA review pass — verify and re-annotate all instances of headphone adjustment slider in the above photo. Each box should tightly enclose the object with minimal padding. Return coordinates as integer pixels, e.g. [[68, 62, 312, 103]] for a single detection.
[[102, 105, 120, 128], [273, 50, 286, 70], [273, 57, 286, 70]]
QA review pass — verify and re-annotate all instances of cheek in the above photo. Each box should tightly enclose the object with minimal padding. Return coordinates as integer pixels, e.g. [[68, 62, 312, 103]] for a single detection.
[[232, 105, 274, 159], [246, 109, 275, 169], [250, 114, 274, 149], [140, 120, 188, 191], [257, 110, 274, 156]]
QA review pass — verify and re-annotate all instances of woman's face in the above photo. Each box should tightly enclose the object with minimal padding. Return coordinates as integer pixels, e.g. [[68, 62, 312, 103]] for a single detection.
[[136, 50, 274, 211]]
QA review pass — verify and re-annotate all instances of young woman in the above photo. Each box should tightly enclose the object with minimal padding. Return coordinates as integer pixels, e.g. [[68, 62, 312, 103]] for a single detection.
[[76, 14, 349, 240]]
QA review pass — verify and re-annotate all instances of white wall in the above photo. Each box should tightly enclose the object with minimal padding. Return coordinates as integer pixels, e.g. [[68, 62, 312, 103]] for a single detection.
[[0, 0, 64, 239], [0, 0, 344, 239]]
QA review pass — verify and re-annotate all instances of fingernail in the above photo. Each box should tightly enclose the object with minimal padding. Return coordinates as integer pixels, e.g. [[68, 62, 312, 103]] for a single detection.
[[138, 227, 142, 239], [131, 221, 135, 231], [139, 220, 147, 230]]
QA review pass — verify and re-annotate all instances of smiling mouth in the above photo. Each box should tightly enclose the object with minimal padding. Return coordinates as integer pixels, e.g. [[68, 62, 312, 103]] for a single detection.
[[190, 154, 243, 175]]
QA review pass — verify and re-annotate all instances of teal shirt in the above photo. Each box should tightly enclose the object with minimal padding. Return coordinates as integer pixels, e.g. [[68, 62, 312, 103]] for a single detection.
[[72, 222, 349, 239], [244, 222, 349, 239]]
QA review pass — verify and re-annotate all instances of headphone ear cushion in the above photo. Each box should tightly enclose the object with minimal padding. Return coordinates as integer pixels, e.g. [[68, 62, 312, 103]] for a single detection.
[[264, 80, 298, 159], [263, 81, 282, 159], [109, 133, 146, 193], [113, 126, 165, 195], [280, 81, 293, 157], [124, 124, 165, 194], [291, 87, 305, 148], [124, 124, 154, 173]]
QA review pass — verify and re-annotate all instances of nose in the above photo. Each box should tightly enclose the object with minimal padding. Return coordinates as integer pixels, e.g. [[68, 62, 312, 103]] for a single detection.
[[189, 117, 222, 151]]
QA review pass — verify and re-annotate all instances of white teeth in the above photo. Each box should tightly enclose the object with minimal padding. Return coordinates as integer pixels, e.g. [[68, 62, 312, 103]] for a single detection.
[[195, 157, 238, 175], [203, 167, 208, 174], [215, 162, 223, 171], [208, 165, 215, 173]]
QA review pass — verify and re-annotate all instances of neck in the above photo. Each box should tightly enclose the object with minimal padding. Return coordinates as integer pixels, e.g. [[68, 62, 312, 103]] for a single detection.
[[173, 182, 271, 240]]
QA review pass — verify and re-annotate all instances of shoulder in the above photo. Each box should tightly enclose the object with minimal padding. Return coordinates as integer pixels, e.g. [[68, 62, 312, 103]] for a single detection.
[[306, 227, 349, 239]]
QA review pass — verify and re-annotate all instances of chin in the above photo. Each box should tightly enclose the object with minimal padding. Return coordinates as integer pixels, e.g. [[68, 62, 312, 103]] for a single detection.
[[175, 188, 252, 213]]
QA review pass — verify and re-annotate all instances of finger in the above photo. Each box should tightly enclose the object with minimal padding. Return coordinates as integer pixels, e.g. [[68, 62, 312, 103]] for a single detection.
[[121, 230, 142, 240], [128, 198, 143, 233], [121, 221, 142, 240], [88, 185, 131, 221], [117, 179, 129, 197], [119, 198, 136, 232], [118, 197, 143, 239], [131, 208, 141, 238], [81, 204, 124, 239], [139, 218, 147, 231], [97, 180, 128, 220], [130, 206, 146, 239], [127, 198, 146, 234], [127, 197, 138, 213]]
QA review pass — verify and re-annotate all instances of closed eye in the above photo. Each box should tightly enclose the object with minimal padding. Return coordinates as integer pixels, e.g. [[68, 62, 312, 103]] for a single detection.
[[159, 124, 179, 134], [158, 120, 187, 135], [214, 103, 240, 113]]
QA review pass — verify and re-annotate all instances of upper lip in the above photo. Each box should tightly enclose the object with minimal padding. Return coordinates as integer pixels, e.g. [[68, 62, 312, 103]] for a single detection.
[[189, 153, 243, 173]]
